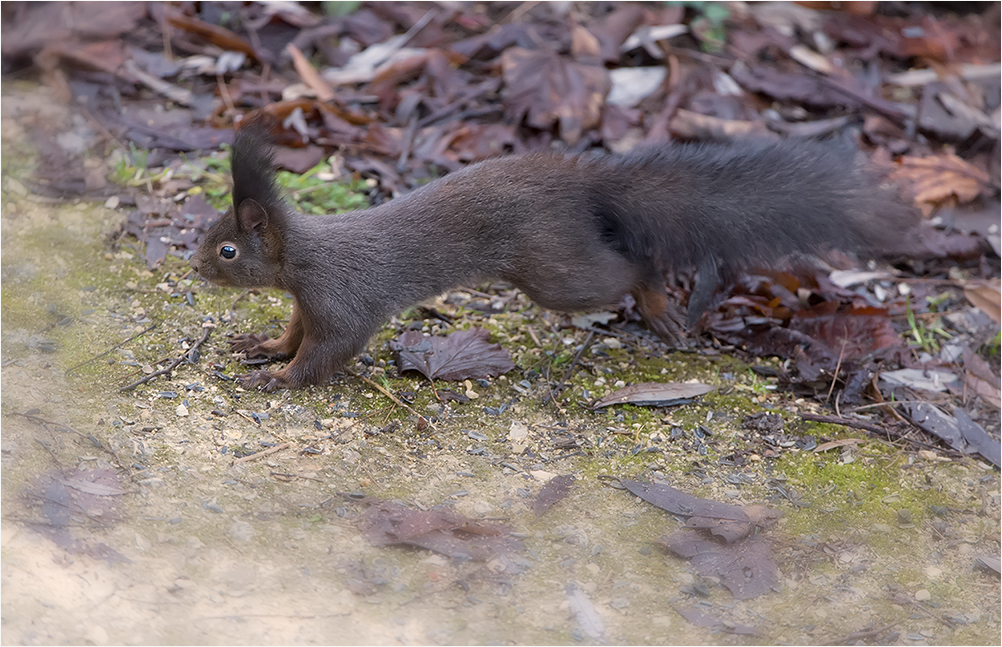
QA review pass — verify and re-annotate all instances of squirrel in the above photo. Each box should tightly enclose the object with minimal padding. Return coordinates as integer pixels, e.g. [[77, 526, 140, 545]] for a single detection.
[[191, 127, 898, 390]]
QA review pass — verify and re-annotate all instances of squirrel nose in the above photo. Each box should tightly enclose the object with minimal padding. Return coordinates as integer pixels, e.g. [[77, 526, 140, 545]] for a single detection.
[[189, 257, 200, 273]]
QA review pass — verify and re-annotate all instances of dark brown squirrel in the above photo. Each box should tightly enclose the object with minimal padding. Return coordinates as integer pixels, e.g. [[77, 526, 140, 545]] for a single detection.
[[191, 127, 897, 390]]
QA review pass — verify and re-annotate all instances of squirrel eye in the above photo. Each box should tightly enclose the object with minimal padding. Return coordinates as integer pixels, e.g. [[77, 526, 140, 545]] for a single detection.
[[220, 245, 237, 260]]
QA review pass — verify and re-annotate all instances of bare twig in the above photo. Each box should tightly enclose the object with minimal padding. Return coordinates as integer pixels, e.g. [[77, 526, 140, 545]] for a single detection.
[[232, 442, 291, 464], [550, 330, 595, 407], [800, 412, 965, 457], [839, 621, 898, 644], [119, 325, 212, 392], [66, 322, 157, 376], [825, 340, 847, 403], [351, 371, 435, 429]]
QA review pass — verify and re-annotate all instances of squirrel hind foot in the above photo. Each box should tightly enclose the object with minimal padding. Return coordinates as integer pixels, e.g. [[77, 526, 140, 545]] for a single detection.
[[239, 369, 291, 391], [632, 285, 687, 347]]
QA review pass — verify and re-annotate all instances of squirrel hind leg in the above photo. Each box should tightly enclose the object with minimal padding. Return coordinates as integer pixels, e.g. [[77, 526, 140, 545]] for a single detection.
[[632, 282, 687, 346]]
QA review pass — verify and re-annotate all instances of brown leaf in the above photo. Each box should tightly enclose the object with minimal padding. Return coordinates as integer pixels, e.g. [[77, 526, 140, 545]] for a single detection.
[[620, 480, 753, 523], [789, 306, 902, 361], [501, 46, 609, 145], [891, 154, 994, 208], [661, 530, 780, 600], [360, 500, 523, 562], [669, 109, 772, 140], [533, 474, 575, 517], [390, 328, 515, 382], [963, 280, 1002, 324], [590, 4, 646, 62], [286, 43, 335, 102], [963, 347, 1001, 410], [1, 2, 146, 59], [163, 7, 263, 62], [593, 382, 714, 408], [272, 145, 326, 174]]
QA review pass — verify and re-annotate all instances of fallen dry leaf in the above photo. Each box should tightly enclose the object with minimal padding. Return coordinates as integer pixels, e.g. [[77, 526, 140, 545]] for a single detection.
[[533, 474, 575, 517], [813, 438, 864, 453], [963, 347, 1001, 410], [963, 280, 1002, 324], [286, 42, 335, 102], [660, 530, 781, 600], [593, 382, 714, 408], [501, 45, 609, 145], [360, 500, 523, 562], [390, 328, 515, 382], [891, 154, 994, 209]]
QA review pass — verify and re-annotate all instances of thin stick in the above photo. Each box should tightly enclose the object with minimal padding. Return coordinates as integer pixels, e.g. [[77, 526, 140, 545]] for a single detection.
[[800, 412, 965, 457], [66, 322, 157, 375], [839, 622, 898, 644], [351, 371, 434, 429], [233, 442, 291, 464], [551, 330, 595, 406], [14, 412, 125, 467], [227, 289, 251, 321], [119, 326, 212, 392], [847, 400, 934, 412], [217, 74, 237, 116], [825, 340, 846, 403]]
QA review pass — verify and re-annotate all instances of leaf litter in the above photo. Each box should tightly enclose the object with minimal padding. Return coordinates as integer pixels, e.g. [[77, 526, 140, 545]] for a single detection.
[[621, 479, 782, 600]]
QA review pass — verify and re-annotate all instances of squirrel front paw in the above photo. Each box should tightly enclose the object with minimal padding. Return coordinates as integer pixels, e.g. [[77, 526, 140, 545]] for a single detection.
[[239, 369, 291, 392], [230, 334, 290, 360]]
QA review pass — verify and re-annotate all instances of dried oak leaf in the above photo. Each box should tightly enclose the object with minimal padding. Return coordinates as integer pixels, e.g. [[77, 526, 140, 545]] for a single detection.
[[890, 154, 994, 209], [501, 37, 609, 145], [660, 530, 780, 600], [789, 306, 902, 361], [390, 328, 515, 382], [360, 500, 523, 562]]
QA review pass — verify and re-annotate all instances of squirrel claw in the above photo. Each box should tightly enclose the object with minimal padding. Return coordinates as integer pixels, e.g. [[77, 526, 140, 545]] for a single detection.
[[239, 370, 289, 391], [231, 333, 270, 354], [231, 334, 289, 360]]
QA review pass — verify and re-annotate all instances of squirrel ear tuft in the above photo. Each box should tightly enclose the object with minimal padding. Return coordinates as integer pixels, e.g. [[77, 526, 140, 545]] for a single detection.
[[237, 199, 268, 234]]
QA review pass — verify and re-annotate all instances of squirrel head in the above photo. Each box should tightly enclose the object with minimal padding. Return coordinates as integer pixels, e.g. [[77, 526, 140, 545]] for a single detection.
[[190, 125, 289, 288], [190, 198, 286, 288]]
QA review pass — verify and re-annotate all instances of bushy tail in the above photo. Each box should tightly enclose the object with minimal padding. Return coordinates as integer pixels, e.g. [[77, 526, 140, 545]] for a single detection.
[[597, 139, 902, 273]]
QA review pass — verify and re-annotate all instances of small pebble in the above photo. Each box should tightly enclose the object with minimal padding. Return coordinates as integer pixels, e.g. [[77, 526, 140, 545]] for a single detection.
[[915, 589, 931, 601]]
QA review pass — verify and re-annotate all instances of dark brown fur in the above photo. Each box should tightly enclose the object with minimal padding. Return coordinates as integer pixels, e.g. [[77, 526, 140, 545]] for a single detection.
[[191, 131, 897, 390]]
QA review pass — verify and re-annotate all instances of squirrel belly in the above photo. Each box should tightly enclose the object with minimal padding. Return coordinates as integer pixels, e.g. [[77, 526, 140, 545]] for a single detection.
[[191, 130, 885, 389]]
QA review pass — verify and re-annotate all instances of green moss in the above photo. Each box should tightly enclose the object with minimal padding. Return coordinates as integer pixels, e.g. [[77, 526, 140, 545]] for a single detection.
[[775, 443, 953, 537]]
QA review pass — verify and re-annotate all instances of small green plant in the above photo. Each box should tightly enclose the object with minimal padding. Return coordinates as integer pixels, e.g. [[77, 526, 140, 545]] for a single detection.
[[982, 331, 1000, 359], [321, 1, 360, 17], [674, 1, 730, 52], [276, 161, 369, 215], [110, 143, 152, 186], [905, 297, 952, 354]]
